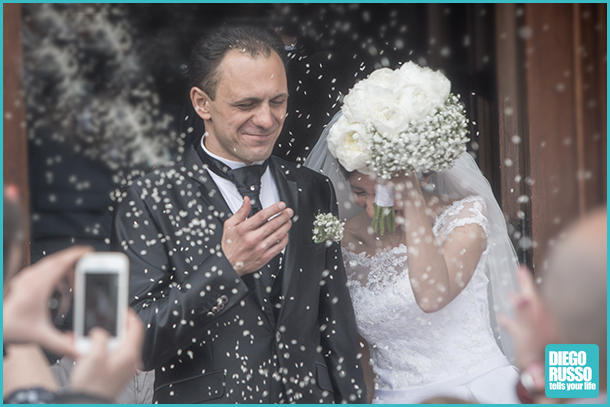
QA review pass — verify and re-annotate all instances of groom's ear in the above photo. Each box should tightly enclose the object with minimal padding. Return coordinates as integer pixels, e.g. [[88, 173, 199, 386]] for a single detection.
[[190, 86, 212, 121]]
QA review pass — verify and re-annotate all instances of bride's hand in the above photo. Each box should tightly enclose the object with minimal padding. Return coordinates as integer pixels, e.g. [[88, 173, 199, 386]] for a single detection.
[[388, 171, 423, 203]]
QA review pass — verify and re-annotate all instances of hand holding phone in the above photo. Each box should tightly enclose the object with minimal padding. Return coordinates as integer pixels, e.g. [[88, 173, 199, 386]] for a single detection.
[[70, 309, 145, 402], [73, 252, 129, 355], [3, 246, 93, 358]]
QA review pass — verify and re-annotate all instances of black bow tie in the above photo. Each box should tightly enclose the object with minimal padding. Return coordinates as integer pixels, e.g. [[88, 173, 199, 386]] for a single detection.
[[197, 145, 269, 217]]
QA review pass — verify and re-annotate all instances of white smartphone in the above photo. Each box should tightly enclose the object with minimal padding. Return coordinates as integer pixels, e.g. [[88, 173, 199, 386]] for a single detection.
[[73, 252, 129, 355]]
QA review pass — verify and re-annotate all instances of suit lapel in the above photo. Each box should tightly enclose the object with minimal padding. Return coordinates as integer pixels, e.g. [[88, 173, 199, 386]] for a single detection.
[[268, 158, 299, 307], [184, 146, 232, 222]]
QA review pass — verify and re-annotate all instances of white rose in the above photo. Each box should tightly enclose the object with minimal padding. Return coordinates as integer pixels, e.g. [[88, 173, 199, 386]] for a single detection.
[[397, 86, 439, 121], [342, 87, 372, 122], [343, 69, 406, 123], [327, 114, 371, 173], [397, 62, 451, 120], [368, 100, 411, 135], [364, 68, 401, 89]]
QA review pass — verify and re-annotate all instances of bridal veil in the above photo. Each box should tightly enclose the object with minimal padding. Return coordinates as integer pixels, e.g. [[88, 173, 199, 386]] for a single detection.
[[305, 111, 520, 361]]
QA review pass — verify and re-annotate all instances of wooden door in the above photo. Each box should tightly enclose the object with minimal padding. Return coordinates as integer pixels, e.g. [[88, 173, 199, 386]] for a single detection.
[[495, 3, 606, 273]]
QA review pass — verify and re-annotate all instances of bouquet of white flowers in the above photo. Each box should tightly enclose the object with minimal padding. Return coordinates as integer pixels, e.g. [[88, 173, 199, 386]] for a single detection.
[[327, 62, 469, 234], [312, 212, 345, 246]]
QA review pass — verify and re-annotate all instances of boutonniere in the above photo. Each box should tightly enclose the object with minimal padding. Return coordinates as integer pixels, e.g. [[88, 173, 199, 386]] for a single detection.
[[312, 212, 345, 246]]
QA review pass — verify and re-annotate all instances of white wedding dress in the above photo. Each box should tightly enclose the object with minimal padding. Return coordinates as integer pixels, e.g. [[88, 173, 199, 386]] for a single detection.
[[343, 196, 520, 404]]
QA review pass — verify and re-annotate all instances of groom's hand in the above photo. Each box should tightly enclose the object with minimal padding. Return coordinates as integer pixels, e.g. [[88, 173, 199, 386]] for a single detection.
[[222, 197, 293, 276]]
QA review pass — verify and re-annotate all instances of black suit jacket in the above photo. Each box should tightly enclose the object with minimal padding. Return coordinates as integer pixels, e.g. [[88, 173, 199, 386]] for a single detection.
[[111, 146, 366, 403]]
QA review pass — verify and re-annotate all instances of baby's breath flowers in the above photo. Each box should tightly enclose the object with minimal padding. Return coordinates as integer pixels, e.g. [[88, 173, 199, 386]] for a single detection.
[[312, 212, 345, 246], [367, 94, 469, 180], [327, 61, 470, 235]]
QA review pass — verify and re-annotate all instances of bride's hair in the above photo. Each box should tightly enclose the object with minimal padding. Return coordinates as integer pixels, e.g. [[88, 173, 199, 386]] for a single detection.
[[337, 162, 352, 181], [338, 161, 433, 191]]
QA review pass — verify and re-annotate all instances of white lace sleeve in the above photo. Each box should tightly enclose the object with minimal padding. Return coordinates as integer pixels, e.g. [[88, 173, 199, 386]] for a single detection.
[[433, 196, 490, 246]]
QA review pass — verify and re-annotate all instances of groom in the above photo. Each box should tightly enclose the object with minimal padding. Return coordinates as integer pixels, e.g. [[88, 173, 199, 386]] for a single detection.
[[111, 25, 365, 404]]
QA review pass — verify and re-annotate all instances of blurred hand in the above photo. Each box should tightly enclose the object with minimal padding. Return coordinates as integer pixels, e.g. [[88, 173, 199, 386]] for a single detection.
[[2, 344, 60, 398], [499, 265, 556, 370], [3, 246, 93, 358], [70, 309, 145, 401]]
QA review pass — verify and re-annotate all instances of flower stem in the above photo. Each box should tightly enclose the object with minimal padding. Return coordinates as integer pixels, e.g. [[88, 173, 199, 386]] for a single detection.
[[372, 203, 395, 236]]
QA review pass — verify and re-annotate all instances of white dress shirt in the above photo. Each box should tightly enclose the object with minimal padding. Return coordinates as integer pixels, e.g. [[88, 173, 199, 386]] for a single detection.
[[200, 136, 280, 216]]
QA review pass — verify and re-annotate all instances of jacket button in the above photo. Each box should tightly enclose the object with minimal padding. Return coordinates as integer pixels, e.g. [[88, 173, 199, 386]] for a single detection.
[[211, 306, 219, 313], [275, 331, 281, 343], [220, 295, 229, 304]]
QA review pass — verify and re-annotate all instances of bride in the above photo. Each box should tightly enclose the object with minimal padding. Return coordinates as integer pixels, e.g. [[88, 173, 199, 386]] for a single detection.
[[306, 112, 520, 404]]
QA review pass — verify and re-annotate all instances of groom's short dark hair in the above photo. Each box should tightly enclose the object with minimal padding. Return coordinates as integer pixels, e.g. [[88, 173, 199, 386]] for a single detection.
[[188, 25, 287, 100]]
